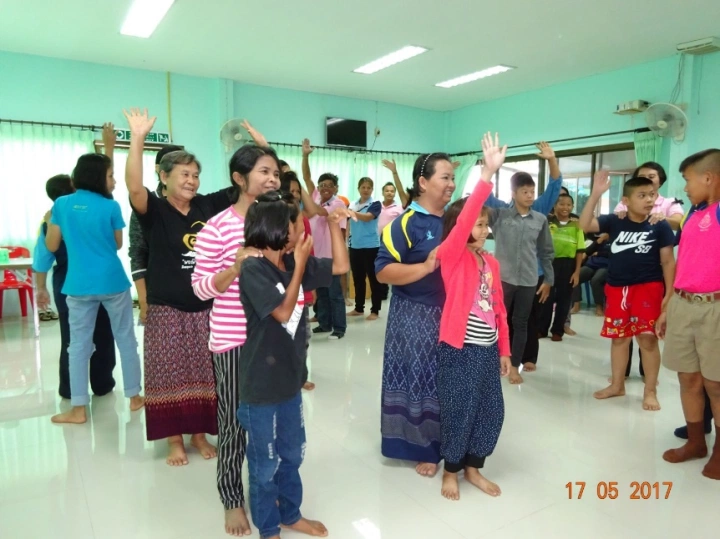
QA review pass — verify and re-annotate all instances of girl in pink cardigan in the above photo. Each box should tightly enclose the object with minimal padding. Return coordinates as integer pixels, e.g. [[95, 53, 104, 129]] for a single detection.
[[435, 133, 511, 501]]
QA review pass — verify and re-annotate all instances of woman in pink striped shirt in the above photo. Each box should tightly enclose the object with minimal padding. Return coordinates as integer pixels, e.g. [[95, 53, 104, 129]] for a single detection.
[[192, 144, 281, 538]]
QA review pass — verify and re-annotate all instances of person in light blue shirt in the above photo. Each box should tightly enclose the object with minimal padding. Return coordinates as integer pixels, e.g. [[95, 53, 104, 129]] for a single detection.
[[33, 174, 116, 399], [348, 177, 383, 320], [45, 153, 144, 424]]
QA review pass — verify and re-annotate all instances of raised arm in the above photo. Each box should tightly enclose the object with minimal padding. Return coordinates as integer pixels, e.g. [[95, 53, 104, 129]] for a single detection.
[[301, 139, 316, 194], [102, 122, 116, 163], [327, 208, 353, 274], [532, 142, 562, 214], [382, 159, 409, 207], [579, 170, 611, 234], [241, 120, 269, 147], [300, 186, 322, 218], [122, 108, 157, 215]]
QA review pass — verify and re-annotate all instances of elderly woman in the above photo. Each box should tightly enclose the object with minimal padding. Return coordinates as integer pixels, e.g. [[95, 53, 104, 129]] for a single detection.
[[375, 152, 455, 477], [124, 108, 233, 467]]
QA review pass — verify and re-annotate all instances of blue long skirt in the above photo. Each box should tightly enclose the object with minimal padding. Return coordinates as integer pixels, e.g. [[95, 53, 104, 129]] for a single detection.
[[381, 295, 442, 463]]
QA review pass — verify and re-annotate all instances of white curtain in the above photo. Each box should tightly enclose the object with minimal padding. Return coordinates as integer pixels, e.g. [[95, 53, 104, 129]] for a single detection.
[[274, 145, 420, 203], [0, 123, 95, 247]]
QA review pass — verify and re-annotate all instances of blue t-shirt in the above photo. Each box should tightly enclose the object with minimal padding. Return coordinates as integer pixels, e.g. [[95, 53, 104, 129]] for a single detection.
[[349, 199, 381, 249], [374, 202, 444, 307], [597, 214, 675, 287], [51, 190, 130, 296]]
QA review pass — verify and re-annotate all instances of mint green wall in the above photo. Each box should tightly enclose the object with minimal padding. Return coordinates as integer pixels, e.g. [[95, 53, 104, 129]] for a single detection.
[[688, 53, 720, 152]]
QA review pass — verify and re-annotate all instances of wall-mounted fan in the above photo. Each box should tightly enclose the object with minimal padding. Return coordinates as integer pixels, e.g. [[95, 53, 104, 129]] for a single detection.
[[645, 103, 688, 142], [219, 119, 246, 152]]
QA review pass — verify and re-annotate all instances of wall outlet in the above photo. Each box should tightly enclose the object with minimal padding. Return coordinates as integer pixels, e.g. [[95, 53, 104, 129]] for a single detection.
[[374, 128, 381, 137]]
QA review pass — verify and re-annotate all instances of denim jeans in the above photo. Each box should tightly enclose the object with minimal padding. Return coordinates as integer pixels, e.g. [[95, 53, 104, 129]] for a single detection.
[[66, 290, 142, 406], [316, 274, 346, 333], [237, 393, 306, 538]]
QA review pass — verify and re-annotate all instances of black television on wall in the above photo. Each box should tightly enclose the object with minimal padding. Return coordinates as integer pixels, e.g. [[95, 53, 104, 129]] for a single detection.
[[326, 117, 367, 148]]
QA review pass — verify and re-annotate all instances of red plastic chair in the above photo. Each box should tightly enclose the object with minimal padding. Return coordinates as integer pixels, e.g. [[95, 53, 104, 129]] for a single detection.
[[0, 246, 34, 318]]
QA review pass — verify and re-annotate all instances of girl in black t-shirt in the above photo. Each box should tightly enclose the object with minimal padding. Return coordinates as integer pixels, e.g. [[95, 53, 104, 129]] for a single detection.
[[237, 192, 351, 539]]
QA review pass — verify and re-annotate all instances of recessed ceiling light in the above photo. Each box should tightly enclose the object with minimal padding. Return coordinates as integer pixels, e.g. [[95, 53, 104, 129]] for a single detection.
[[354, 46, 428, 75], [435, 65, 514, 88], [121, 0, 176, 38]]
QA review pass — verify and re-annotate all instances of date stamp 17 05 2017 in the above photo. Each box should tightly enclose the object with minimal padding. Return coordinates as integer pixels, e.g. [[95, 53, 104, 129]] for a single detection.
[[566, 482, 673, 500]]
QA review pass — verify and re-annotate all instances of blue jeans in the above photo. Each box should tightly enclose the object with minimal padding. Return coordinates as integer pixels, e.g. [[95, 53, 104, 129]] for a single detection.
[[316, 275, 346, 333], [66, 290, 142, 406], [237, 393, 305, 538]]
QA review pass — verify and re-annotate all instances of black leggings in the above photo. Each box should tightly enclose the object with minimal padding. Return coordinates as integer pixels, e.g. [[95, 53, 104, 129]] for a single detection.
[[503, 281, 538, 367], [349, 247, 382, 314]]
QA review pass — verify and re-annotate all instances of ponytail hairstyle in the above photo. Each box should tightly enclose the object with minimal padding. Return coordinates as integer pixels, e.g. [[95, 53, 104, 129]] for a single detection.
[[228, 144, 281, 203], [407, 152, 452, 206], [244, 190, 299, 251]]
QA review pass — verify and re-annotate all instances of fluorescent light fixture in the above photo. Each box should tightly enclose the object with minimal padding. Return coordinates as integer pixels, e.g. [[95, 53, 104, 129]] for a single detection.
[[435, 65, 514, 88], [354, 46, 428, 74], [121, 0, 176, 38]]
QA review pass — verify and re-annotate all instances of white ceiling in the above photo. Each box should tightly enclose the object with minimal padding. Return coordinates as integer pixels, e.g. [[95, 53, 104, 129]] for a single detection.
[[1, 0, 719, 111]]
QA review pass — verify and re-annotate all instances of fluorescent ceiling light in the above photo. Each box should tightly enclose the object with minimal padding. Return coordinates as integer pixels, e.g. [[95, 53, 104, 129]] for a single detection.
[[435, 65, 514, 88], [121, 0, 176, 38], [354, 46, 428, 75]]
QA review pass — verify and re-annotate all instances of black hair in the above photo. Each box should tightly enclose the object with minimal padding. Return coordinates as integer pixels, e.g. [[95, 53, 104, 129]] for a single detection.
[[318, 172, 338, 186], [633, 161, 667, 186], [228, 144, 281, 202], [442, 197, 491, 242], [71, 153, 112, 198], [155, 145, 184, 165], [679, 149, 720, 175], [407, 152, 452, 204], [280, 171, 302, 194], [511, 172, 535, 190], [557, 192, 574, 205], [357, 177, 373, 189], [623, 176, 654, 197], [382, 182, 395, 190], [560, 186, 570, 195], [244, 191, 299, 251], [279, 160, 289, 169], [46, 174, 74, 201]]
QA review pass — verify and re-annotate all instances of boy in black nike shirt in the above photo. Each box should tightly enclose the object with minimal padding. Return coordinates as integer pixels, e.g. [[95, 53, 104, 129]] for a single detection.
[[580, 172, 675, 411]]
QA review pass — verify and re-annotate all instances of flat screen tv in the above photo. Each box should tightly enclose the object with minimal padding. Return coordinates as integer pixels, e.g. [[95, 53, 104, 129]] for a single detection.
[[326, 117, 367, 148]]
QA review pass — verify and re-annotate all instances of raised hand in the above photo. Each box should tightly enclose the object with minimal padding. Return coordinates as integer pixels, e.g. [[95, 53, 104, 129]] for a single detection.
[[592, 169, 612, 196], [102, 122, 117, 148], [480, 132, 507, 180], [241, 120, 268, 147], [302, 138, 314, 156], [122, 108, 156, 137], [381, 159, 397, 174], [536, 141, 556, 161]]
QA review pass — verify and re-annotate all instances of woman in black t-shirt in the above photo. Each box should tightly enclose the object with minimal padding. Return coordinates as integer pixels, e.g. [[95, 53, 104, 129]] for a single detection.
[[124, 108, 233, 466]]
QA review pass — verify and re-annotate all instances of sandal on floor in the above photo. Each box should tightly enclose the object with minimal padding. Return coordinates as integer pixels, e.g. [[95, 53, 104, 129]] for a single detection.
[[39, 311, 53, 322]]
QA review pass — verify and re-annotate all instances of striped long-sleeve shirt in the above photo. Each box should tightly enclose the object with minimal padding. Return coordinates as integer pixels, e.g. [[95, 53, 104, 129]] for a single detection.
[[191, 206, 246, 353]]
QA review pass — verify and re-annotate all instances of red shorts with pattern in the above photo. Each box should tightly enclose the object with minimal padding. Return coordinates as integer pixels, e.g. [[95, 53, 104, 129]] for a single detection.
[[601, 282, 664, 339]]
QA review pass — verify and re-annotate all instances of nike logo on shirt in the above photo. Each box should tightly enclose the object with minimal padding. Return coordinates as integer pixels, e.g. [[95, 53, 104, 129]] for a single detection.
[[610, 231, 656, 253]]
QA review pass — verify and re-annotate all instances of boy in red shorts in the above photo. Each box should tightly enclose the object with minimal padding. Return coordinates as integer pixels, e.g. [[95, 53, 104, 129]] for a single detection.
[[657, 149, 720, 479], [579, 172, 675, 411]]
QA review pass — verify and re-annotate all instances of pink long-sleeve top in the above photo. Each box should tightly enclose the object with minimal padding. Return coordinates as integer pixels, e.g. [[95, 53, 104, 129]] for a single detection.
[[191, 206, 246, 353], [436, 180, 511, 355]]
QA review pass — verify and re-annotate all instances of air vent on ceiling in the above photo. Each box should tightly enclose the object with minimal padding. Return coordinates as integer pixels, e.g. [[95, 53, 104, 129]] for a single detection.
[[677, 37, 720, 55]]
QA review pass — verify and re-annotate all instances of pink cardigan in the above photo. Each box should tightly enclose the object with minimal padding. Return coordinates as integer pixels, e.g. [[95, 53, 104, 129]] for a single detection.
[[436, 181, 511, 355]]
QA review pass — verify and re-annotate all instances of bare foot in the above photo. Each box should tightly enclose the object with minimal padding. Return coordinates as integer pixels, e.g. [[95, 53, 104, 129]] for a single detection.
[[465, 467, 502, 497], [522, 362, 536, 372], [416, 462, 438, 477], [167, 437, 189, 466], [593, 384, 626, 400], [191, 433, 217, 460], [366, 313, 379, 321], [310, 317, 317, 323], [595, 306, 605, 317], [303, 381, 316, 391], [641, 376, 660, 387], [130, 395, 145, 411], [642, 389, 661, 411], [564, 325, 577, 336], [51, 406, 87, 424], [571, 302, 581, 314], [441, 471, 460, 500], [509, 367, 523, 385], [282, 517, 328, 537], [225, 507, 252, 536], [608, 376, 629, 383], [347, 310, 363, 317]]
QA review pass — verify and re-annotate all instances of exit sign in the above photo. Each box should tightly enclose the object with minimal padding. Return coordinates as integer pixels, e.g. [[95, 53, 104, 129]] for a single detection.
[[115, 130, 171, 144]]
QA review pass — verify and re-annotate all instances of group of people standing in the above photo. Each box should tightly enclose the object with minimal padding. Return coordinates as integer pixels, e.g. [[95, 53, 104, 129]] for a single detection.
[[33, 109, 720, 538]]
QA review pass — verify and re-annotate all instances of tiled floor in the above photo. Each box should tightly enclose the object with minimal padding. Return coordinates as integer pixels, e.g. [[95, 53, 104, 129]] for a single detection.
[[0, 307, 716, 539]]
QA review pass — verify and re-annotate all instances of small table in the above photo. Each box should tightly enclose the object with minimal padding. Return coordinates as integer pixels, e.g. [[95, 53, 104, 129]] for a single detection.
[[0, 257, 39, 338]]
